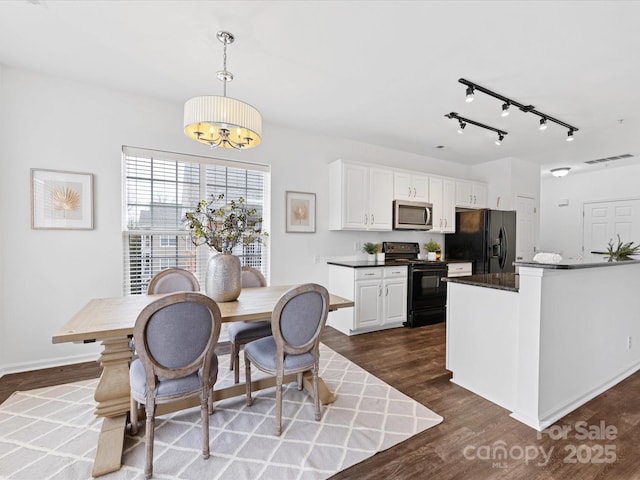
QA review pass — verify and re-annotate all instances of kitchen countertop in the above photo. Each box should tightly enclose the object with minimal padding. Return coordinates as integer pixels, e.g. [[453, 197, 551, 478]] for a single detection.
[[327, 259, 470, 268], [443, 272, 519, 292], [514, 256, 640, 269]]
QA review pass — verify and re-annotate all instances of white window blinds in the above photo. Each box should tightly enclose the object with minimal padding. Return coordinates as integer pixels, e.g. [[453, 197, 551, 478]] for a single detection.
[[122, 146, 270, 295]]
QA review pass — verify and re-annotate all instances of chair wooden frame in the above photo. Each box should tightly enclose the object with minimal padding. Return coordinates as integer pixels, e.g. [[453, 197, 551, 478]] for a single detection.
[[229, 266, 269, 384], [244, 283, 329, 435], [129, 292, 221, 479], [146, 268, 200, 294]]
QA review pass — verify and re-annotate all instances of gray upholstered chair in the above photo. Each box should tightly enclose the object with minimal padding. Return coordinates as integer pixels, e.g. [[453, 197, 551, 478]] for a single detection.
[[147, 267, 200, 294], [129, 292, 221, 479], [227, 266, 271, 384], [244, 283, 329, 435]]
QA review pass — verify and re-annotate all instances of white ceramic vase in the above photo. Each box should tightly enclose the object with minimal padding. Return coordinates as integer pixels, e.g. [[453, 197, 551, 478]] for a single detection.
[[205, 251, 242, 302]]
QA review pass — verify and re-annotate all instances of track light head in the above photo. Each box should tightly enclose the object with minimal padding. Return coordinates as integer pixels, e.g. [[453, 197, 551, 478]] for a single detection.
[[495, 133, 504, 145], [566, 129, 575, 141], [501, 103, 510, 117], [457, 120, 466, 134], [539, 118, 548, 131], [465, 86, 475, 103]]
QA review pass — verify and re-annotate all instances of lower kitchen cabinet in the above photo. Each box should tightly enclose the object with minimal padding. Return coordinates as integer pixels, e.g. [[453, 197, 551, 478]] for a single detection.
[[328, 265, 407, 335], [447, 262, 473, 277]]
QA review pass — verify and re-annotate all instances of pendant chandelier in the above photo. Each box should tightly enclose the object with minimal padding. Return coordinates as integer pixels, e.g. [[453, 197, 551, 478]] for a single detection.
[[184, 31, 262, 149]]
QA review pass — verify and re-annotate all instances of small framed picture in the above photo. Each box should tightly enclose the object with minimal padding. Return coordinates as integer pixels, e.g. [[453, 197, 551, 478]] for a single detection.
[[31, 169, 94, 230], [285, 191, 316, 233]]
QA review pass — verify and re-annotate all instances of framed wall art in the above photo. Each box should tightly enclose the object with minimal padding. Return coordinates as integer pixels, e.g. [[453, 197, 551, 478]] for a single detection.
[[285, 191, 315, 233], [31, 169, 94, 230]]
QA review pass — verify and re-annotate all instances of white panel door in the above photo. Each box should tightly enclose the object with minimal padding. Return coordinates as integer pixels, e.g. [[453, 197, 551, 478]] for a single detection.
[[583, 199, 640, 259], [382, 278, 407, 325], [342, 163, 369, 229], [354, 280, 382, 329], [516, 195, 536, 261], [369, 167, 393, 230]]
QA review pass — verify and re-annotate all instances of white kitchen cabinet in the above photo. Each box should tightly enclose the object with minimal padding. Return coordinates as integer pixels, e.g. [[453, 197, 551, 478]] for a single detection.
[[456, 180, 488, 208], [328, 265, 408, 335], [393, 171, 429, 202], [429, 176, 456, 233], [329, 160, 393, 230], [447, 262, 473, 277]]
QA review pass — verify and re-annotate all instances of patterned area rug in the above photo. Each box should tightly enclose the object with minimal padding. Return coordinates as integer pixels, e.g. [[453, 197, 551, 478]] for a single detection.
[[0, 344, 442, 479]]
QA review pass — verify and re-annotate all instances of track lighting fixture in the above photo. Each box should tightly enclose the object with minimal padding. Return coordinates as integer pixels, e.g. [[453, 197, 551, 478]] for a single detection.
[[458, 78, 578, 140], [550, 167, 571, 177], [465, 86, 475, 103], [445, 112, 508, 144]]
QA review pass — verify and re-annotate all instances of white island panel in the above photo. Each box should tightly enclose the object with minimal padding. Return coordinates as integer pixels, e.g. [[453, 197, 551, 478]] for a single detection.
[[446, 283, 519, 410], [446, 259, 640, 431]]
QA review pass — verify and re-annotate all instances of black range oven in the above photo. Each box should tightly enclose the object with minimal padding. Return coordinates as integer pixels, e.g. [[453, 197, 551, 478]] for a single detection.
[[383, 242, 447, 328]]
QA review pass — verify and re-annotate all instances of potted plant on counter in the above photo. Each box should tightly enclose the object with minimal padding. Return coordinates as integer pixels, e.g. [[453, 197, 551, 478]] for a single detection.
[[606, 234, 640, 260], [424, 239, 441, 261], [362, 242, 380, 262]]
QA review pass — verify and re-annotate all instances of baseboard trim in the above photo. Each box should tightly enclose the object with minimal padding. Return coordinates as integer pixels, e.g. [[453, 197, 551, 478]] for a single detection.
[[0, 353, 100, 379]]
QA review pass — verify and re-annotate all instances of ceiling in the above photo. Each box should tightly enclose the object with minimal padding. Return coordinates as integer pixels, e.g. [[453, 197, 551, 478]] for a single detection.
[[1, 0, 639, 175]]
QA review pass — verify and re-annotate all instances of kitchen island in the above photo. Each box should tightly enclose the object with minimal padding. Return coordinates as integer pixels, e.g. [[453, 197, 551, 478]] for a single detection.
[[444, 257, 640, 431]]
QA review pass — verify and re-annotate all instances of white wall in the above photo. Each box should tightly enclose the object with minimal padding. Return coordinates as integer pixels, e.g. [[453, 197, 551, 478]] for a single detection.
[[0, 66, 476, 374], [472, 156, 540, 211], [539, 164, 640, 258]]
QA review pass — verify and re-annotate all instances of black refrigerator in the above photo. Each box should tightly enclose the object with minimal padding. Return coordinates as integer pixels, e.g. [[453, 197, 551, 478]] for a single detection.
[[445, 209, 517, 274]]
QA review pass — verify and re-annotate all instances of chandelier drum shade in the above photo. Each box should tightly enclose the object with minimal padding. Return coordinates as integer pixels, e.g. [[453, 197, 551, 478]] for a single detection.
[[184, 96, 262, 148], [184, 31, 262, 149]]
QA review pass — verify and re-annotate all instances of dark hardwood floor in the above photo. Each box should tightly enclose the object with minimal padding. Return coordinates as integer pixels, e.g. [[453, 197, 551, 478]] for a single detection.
[[2, 323, 639, 479]]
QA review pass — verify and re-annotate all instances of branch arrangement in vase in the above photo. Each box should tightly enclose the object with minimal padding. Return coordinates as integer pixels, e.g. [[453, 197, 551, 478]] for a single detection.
[[184, 193, 268, 253], [606, 234, 640, 259]]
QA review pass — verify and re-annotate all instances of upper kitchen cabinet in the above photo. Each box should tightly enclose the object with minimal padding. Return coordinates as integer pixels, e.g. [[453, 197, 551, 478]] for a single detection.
[[393, 171, 429, 202], [329, 159, 393, 231], [429, 176, 456, 233], [456, 180, 488, 208]]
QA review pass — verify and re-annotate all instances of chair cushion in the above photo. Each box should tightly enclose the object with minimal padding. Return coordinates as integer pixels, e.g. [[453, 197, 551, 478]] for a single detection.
[[228, 320, 272, 342], [244, 336, 315, 373], [130, 354, 218, 400]]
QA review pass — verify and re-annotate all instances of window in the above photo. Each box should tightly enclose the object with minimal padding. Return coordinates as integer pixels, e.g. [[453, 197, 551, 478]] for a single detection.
[[122, 146, 270, 294]]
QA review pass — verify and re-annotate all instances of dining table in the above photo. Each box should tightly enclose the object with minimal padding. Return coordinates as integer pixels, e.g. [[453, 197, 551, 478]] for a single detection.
[[52, 285, 354, 477]]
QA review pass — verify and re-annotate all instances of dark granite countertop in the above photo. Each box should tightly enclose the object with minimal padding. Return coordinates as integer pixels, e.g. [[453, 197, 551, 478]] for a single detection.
[[327, 259, 471, 268], [443, 273, 519, 292], [514, 256, 640, 269]]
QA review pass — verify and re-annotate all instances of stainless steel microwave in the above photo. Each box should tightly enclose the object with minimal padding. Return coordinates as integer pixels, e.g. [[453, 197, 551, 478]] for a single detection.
[[393, 200, 433, 230]]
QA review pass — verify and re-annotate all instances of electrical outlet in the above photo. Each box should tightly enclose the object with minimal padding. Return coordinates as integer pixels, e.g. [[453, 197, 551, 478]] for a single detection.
[[628, 336, 633, 350], [314, 255, 321, 264], [354, 241, 360, 251]]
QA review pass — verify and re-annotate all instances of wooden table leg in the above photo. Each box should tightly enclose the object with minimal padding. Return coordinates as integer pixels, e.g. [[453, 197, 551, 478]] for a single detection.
[[92, 415, 128, 477], [91, 337, 132, 477], [302, 373, 336, 404]]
